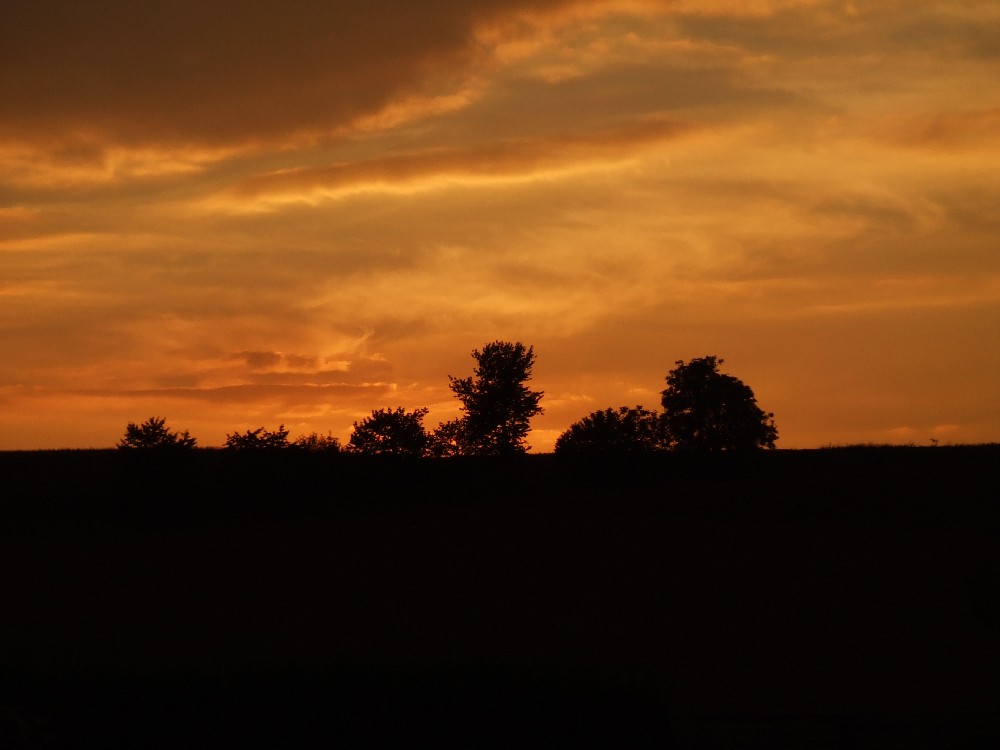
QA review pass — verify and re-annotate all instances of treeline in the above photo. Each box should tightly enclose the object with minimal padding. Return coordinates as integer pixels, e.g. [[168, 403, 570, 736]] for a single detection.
[[117, 342, 778, 456]]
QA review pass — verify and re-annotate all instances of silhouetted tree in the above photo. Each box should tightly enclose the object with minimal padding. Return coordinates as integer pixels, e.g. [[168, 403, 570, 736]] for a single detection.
[[118, 417, 197, 450], [448, 340, 544, 456], [427, 418, 468, 458], [224, 425, 291, 450], [291, 431, 342, 452], [554, 406, 668, 456], [348, 407, 429, 456], [661, 356, 777, 450]]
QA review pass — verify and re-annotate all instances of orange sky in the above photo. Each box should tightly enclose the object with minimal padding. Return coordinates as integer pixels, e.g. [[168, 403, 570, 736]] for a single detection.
[[2, 0, 999, 450]]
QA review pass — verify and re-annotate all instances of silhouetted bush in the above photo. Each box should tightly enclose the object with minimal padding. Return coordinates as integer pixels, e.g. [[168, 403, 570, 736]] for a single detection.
[[427, 418, 467, 458], [224, 425, 291, 450], [291, 431, 342, 452], [349, 407, 429, 456], [117, 417, 196, 450], [554, 406, 669, 456]]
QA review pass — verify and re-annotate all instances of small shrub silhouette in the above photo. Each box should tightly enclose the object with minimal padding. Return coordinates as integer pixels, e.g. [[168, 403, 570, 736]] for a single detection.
[[225, 425, 291, 450], [291, 431, 342, 452]]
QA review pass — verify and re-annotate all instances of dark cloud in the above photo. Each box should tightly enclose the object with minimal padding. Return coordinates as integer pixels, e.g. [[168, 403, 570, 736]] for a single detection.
[[0, 0, 573, 146], [284, 353, 322, 370], [245, 369, 386, 386], [938, 183, 1000, 233], [0, 297, 140, 373], [369, 317, 431, 344], [237, 351, 283, 370], [673, 2, 1000, 62], [82, 383, 390, 404], [224, 353, 394, 386], [886, 109, 1000, 151], [808, 193, 921, 230], [476, 64, 804, 136]]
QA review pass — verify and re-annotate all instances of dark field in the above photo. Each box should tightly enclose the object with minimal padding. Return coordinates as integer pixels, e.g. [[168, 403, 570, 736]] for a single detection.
[[2, 448, 999, 747]]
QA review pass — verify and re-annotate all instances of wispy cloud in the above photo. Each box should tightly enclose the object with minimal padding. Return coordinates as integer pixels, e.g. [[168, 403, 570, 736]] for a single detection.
[[217, 118, 696, 208]]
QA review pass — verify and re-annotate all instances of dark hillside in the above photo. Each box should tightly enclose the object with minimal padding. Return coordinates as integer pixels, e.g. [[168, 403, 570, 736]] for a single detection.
[[2, 448, 998, 747]]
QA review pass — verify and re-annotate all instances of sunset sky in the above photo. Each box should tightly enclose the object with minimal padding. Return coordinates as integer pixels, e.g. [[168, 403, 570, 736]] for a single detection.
[[2, 0, 999, 450]]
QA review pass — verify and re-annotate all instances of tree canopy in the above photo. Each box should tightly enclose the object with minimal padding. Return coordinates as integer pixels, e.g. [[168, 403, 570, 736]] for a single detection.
[[117, 417, 196, 450], [446, 340, 544, 456], [661, 356, 778, 450], [554, 406, 668, 456], [349, 407, 429, 456]]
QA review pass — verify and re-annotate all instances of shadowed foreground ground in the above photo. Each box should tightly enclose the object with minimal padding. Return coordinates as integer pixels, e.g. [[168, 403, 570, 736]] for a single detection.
[[2, 448, 998, 747]]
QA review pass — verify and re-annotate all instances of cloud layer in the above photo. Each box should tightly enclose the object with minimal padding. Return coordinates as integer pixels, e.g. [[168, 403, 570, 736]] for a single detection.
[[2, 0, 999, 448]]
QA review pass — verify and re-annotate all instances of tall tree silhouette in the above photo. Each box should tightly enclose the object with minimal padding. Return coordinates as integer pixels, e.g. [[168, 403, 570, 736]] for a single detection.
[[118, 417, 196, 449], [661, 356, 777, 450], [447, 341, 543, 456]]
